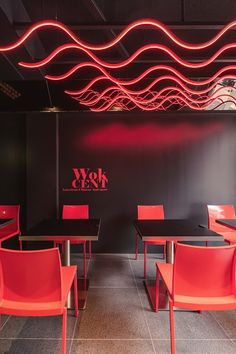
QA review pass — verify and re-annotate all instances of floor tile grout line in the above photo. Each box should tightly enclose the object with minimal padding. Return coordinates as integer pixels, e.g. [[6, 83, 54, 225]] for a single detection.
[[71, 338, 156, 341], [0, 337, 73, 340], [0, 316, 11, 332], [70, 338, 236, 341], [68, 316, 79, 354], [128, 258, 157, 354], [210, 312, 234, 342], [89, 286, 137, 289], [0, 337, 234, 341]]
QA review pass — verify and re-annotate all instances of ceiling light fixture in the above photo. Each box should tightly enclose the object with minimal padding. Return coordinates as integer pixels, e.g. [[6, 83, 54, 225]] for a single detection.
[[1, 19, 236, 111]]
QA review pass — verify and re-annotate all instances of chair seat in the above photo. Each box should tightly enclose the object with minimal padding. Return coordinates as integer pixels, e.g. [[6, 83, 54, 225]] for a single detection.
[[0, 266, 77, 316], [0, 299, 63, 316], [174, 294, 236, 310], [157, 262, 236, 310]]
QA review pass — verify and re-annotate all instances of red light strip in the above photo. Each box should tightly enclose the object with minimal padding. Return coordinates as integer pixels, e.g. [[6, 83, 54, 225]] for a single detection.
[[19, 42, 236, 70], [1, 19, 236, 52], [64, 65, 236, 96], [75, 86, 230, 109], [1, 19, 236, 111], [89, 94, 236, 112], [77, 81, 236, 106], [82, 88, 236, 109]]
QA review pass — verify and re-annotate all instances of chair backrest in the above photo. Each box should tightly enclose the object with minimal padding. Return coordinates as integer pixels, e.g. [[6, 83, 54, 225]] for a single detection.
[[173, 243, 236, 299], [0, 205, 20, 233], [207, 204, 236, 233], [0, 248, 62, 303], [137, 205, 164, 220], [62, 205, 89, 219]]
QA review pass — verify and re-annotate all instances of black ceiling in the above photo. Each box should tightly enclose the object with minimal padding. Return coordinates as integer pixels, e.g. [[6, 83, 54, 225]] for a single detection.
[[1, 0, 236, 112]]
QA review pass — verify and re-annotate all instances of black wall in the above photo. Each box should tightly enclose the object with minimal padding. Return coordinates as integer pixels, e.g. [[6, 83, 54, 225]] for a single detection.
[[59, 112, 236, 253], [0, 113, 26, 248], [1, 111, 236, 253]]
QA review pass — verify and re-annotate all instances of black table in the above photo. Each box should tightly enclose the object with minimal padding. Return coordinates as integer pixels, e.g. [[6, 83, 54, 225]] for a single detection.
[[216, 219, 236, 231], [134, 219, 223, 263], [134, 219, 223, 310], [20, 219, 101, 309]]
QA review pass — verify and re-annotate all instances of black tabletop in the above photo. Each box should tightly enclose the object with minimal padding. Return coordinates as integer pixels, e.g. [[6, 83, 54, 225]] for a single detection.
[[20, 219, 101, 241], [134, 219, 223, 242], [0, 218, 14, 229], [216, 219, 236, 230]]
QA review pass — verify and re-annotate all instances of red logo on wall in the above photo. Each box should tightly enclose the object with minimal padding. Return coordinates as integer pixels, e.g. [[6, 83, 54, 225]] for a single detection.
[[63, 168, 108, 192]]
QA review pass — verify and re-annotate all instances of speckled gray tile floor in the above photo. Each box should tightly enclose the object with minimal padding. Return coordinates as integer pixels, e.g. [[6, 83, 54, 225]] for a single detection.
[[1, 253, 236, 354]]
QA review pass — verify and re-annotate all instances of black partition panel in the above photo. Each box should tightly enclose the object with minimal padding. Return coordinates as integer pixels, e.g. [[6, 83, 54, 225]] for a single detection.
[[59, 112, 236, 253], [0, 113, 26, 248]]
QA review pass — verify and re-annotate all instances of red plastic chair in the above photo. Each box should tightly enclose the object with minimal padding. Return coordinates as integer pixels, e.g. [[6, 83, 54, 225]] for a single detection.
[[54, 205, 89, 279], [0, 205, 21, 249], [155, 243, 236, 354], [207, 204, 236, 244], [0, 248, 78, 354], [136, 205, 166, 278]]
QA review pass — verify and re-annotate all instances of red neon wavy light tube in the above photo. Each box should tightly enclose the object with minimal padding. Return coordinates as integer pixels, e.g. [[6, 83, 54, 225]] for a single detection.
[[79, 88, 234, 110], [19, 42, 236, 70], [89, 95, 199, 111], [47, 61, 236, 84], [64, 64, 236, 96], [2, 18, 236, 112], [89, 93, 236, 112], [2, 19, 236, 52], [88, 90, 233, 110], [79, 86, 236, 108], [76, 78, 236, 106]]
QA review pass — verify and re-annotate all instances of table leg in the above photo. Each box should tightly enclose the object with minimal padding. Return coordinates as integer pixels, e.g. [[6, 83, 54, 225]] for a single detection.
[[166, 241, 175, 264], [144, 240, 175, 310], [64, 240, 89, 310]]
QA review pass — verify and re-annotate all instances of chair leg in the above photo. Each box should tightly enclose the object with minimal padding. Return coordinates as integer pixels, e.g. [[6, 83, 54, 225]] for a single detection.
[[88, 241, 92, 258], [83, 242, 87, 279], [53, 241, 57, 248], [62, 307, 67, 354], [73, 275, 79, 318], [205, 241, 208, 247], [169, 300, 176, 354], [155, 268, 160, 312], [19, 239, 22, 251], [144, 242, 147, 279], [135, 233, 139, 260]]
